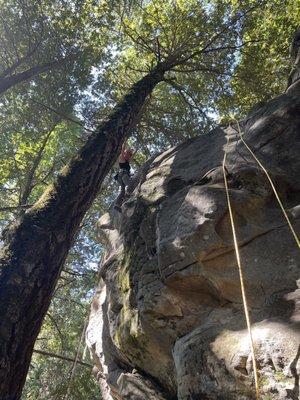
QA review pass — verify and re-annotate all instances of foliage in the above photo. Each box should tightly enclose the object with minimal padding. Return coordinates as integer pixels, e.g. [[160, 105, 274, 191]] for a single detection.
[[217, 0, 300, 116], [0, 0, 114, 95], [0, 0, 298, 398]]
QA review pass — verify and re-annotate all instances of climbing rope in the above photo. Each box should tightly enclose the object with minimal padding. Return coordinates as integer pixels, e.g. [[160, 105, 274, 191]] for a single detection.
[[233, 119, 300, 248], [222, 135, 260, 400]]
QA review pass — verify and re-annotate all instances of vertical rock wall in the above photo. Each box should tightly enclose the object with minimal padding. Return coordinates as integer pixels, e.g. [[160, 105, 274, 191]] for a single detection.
[[86, 63, 300, 400]]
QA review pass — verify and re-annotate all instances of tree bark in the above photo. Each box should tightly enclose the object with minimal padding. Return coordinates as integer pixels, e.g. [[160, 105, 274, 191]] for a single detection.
[[0, 56, 75, 95], [0, 63, 166, 399]]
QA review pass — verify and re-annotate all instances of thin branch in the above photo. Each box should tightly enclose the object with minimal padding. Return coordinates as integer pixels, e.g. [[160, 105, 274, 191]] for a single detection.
[[33, 349, 92, 368], [54, 279, 76, 295], [172, 65, 234, 75], [0, 13, 20, 62], [0, 204, 32, 212], [27, 97, 97, 134], [124, 63, 149, 74], [175, 1, 265, 67], [0, 38, 43, 80], [164, 78, 214, 125], [0, 187, 19, 192], [62, 268, 85, 277], [201, 39, 263, 55], [36, 159, 57, 185], [54, 296, 87, 309], [46, 313, 64, 346], [63, 319, 89, 400], [135, 1, 171, 54], [156, 37, 161, 62], [19, 123, 59, 211], [121, 21, 157, 56]]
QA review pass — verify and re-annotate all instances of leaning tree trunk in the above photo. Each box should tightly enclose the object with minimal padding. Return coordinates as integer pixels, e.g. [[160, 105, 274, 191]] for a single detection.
[[0, 63, 166, 399]]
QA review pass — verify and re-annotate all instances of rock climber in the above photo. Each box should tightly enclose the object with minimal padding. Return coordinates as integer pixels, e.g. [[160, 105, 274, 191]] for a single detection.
[[114, 140, 135, 211]]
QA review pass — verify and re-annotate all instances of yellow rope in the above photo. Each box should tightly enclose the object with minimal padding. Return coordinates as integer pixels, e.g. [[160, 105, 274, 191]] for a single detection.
[[222, 135, 260, 399], [234, 119, 300, 249]]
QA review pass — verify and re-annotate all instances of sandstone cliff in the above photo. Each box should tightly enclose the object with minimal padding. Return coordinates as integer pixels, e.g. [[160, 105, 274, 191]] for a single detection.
[[86, 74, 300, 399]]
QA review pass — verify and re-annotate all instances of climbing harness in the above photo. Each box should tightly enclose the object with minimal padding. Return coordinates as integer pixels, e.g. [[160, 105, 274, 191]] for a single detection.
[[222, 135, 260, 400], [233, 119, 300, 248]]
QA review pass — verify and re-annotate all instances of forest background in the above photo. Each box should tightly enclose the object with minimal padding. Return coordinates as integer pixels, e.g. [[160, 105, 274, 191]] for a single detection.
[[0, 0, 299, 398]]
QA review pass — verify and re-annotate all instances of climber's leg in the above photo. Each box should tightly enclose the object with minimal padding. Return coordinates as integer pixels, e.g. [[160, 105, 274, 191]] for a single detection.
[[122, 172, 131, 186], [114, 174, 126, 210], [122, 172, 134, 194]]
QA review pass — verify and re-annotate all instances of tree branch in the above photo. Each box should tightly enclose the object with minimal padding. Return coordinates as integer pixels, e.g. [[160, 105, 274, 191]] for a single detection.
[[28, 97, 96, 134], [33, 349, 92, 368], [0, 204, 33, 212], [18, 124, 58, 212], [0, 38, 43, 80], [0, 54, 77, 95], [164, 78, 214, 125], [45, 313, 64, 346], [174, 1, 265, 67]]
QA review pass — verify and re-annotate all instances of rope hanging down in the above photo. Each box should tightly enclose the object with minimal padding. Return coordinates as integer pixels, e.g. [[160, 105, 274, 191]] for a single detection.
[[233, 119, 300, 249], [222, 135, 260, 400]]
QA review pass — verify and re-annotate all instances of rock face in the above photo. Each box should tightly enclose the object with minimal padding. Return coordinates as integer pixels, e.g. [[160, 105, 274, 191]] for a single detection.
[[86, 80, 300, 399]]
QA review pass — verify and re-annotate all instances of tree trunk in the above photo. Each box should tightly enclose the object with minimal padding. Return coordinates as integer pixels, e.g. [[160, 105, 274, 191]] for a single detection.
[[0, 63, 166, 399]]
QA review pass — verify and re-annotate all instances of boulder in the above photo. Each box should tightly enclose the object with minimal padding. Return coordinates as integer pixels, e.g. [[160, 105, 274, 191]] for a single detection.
[[86, 80, 300, 399]]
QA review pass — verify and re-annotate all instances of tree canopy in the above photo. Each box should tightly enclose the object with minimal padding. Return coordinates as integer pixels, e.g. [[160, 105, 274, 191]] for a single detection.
[[0, 0, 299, 399]]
